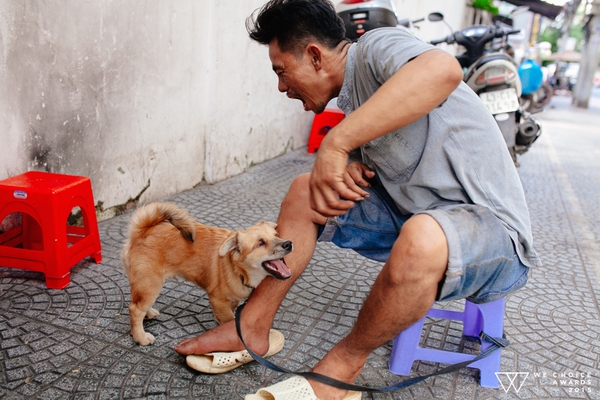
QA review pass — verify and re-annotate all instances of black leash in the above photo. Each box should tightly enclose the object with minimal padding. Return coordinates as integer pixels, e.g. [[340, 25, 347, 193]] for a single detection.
[[234, 302, 509, 392]]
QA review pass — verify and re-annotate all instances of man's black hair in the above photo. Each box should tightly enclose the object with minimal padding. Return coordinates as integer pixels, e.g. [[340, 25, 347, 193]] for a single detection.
[[246, 0, 348, 54]]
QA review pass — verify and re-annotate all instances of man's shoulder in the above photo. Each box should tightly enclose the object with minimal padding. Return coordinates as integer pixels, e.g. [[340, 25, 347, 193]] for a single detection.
[[353, 27, 433, 80], [358, 26, 419, 47], [360, 26, 413, 40], [356, 27, 431, 61]]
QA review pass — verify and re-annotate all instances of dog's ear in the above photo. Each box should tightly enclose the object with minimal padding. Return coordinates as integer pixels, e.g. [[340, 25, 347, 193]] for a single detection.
[[219, 232, 239, 257], [261, 221, 277, 229]]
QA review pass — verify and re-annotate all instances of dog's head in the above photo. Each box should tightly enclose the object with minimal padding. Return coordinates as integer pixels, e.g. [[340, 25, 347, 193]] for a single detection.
[[219, 221, 292, 283]]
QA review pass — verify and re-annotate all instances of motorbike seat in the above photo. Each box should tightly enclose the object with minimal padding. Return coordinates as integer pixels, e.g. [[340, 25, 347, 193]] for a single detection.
[[464, 52, 514, 83]]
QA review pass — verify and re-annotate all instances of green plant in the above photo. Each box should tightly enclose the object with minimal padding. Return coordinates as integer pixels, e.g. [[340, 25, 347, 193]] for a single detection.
[[539, 26, 561, 53], [539, 24, 584, 55], [470, 0, 499, 15]]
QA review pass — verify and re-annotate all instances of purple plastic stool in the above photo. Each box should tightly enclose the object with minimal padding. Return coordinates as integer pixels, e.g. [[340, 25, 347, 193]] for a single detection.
[[389, 297, 505, 388]]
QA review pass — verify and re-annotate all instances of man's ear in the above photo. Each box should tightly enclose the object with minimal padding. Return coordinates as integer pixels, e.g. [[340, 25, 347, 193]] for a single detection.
[[307, 44, 323, 70]]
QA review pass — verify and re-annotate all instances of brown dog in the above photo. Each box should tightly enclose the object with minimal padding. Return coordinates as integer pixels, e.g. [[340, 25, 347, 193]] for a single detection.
[[122, 202, 292, 346]]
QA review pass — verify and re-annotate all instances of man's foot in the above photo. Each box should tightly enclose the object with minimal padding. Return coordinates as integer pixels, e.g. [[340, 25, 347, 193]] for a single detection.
[[174, 319, 271, 357], [186, 329, 285, 374], [307, 343, 365, 400]]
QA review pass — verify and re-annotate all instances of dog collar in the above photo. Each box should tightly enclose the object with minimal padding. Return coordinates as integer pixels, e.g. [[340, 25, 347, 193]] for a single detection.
[[240, 275, 254, 290]]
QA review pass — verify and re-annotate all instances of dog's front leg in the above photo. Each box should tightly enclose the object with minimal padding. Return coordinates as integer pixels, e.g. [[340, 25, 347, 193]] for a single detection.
[[209, 296, 235, 324], [230, 300, 239, 315]]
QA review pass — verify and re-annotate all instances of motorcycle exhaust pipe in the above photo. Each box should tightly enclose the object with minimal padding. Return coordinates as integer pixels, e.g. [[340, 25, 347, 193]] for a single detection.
[[516, 118, 541, 146]]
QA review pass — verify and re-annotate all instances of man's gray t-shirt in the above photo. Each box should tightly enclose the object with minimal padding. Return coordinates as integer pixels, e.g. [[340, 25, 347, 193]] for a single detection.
[[336, 27, 541, 268]]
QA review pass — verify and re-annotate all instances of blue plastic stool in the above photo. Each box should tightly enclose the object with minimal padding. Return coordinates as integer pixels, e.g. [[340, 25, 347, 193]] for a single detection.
[[389, 298, 505, 388]]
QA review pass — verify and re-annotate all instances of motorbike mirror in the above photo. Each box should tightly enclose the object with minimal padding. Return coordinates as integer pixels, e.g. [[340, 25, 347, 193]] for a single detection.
[[397, 18, 410, 28], [428, 12, 453, 34], [509, 6, 529, 17], [428, 12, 444, 22]]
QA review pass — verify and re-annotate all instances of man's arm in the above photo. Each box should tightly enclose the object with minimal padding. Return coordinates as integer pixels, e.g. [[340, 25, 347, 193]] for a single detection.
[[309, 49, 463, 217]]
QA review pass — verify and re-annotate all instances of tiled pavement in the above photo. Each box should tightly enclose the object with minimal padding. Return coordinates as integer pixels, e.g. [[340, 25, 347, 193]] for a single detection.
[[1, 90, 600, 399]]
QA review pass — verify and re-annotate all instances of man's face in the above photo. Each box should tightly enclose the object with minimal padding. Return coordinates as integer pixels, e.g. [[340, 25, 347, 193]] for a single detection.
[[269, 39, 328, 114]]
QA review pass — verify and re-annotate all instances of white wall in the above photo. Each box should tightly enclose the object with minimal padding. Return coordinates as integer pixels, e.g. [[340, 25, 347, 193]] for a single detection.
[[203, 2, 312, 183], [392, 0, 467, 48], [0, 0, 312, 217], [1, 1, 205, 212], [0, 0, 465, 219]]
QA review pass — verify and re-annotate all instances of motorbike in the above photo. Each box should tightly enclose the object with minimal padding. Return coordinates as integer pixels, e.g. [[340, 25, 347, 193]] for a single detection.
[[518, 57, 553, 114], [336, 0, 428, 41], [336, 0, 398, 42], [429, 13, 541, 165]]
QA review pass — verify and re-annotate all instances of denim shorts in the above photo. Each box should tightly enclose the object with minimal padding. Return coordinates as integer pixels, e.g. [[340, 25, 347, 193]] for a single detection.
[[317, 182, 529, 304]]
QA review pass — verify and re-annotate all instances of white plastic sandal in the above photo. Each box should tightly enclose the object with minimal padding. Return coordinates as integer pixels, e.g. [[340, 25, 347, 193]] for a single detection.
[[186, 329, 284, 374], [245, 376, 361, 400]]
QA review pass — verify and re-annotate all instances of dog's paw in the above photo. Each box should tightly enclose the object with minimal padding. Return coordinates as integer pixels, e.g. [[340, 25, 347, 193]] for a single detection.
[[145, 307, 160, 319], [135, 332, 156, 346]]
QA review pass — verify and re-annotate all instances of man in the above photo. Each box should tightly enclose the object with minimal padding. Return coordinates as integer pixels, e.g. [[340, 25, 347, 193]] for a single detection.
[[175, 1, 541, 399]]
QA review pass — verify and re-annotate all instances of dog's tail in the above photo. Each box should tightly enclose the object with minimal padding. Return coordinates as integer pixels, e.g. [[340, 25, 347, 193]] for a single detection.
[[129, 202, 196, 242]]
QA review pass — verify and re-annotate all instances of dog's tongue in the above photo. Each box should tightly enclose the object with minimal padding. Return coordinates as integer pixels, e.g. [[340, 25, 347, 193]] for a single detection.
[[263, 258, 292, 280]]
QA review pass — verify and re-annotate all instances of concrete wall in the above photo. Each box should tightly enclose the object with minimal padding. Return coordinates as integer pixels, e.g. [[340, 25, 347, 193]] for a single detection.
[[0, 0, 311, 217], [0, 0, 466, 219]]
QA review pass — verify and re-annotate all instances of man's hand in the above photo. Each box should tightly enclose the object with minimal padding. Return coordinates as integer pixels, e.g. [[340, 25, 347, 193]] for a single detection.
[[344, 161, 375, 195], [309, 138, 375, 217]]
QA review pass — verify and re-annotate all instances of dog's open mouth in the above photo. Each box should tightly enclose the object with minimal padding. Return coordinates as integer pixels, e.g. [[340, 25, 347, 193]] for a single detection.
[[262, 258, 292, 280]]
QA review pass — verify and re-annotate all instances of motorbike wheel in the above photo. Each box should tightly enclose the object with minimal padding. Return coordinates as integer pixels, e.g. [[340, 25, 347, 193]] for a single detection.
[[521, 95, 534, 113], [521, 83, 553, 113], [535, 83, 553, 109]]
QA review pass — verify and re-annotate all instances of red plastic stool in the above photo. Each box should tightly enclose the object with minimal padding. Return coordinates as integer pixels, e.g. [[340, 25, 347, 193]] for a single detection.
[[307, 109, 345, 153], [0, 171, 102, 289]]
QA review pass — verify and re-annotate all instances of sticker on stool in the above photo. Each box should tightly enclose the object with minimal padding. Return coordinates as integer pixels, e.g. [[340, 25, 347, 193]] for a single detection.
[[13, 190, 27, 199]]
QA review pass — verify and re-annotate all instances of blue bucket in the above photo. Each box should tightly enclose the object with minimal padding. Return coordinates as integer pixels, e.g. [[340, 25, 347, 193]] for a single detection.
[[519, 59, 543, 95]]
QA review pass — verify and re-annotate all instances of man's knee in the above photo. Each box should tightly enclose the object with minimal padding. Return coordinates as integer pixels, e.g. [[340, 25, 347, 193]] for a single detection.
[[280, 174, 327, 225], [282, 174, 310, 209], [289, 173, 311, 195], [387, 214, 448, 284]]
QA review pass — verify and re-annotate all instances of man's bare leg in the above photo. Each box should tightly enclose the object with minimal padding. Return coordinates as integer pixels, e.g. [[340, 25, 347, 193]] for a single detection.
[[308, 214, 448, 400], [175, 173, 327, 356]]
